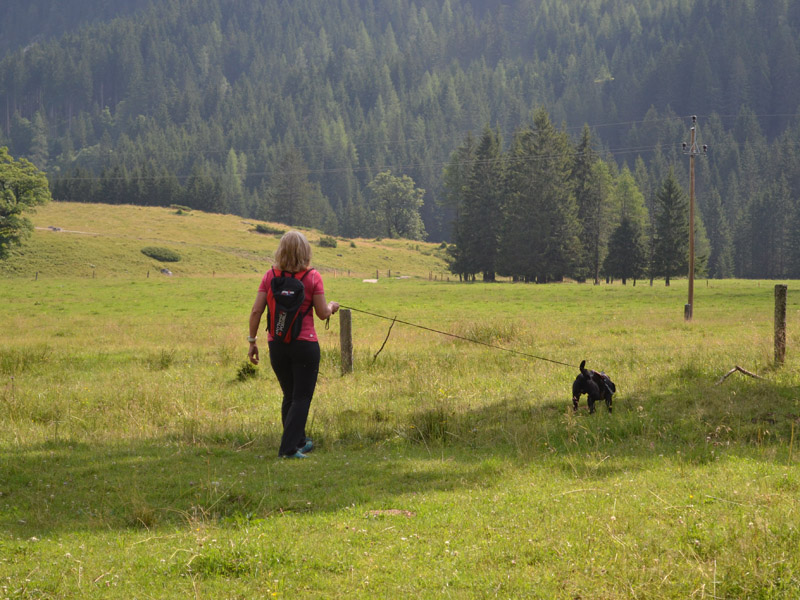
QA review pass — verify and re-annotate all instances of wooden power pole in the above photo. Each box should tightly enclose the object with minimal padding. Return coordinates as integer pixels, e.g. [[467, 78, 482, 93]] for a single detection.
[[682, 116, 707, 321]]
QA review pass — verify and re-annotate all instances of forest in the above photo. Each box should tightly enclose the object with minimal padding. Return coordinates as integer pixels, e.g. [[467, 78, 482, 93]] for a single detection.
[[2, 0, 800, 279]]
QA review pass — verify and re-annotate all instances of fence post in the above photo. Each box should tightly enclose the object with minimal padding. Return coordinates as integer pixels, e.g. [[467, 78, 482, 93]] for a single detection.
[[775, 284, 787, 366], [339, 309, 353, 375]]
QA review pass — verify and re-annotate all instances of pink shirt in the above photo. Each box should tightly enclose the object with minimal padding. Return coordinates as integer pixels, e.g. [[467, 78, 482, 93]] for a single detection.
[[258, 268, 324, 342]]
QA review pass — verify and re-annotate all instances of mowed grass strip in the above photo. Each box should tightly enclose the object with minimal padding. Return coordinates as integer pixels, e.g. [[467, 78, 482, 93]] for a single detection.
[[1, 270, 800, 595]]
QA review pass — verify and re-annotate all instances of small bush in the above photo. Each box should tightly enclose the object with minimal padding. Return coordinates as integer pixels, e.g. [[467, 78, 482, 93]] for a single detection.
[[236, 362, 257, 382], [350, 241, 357, 248], [146, 349, 176, 370], [170, 204, 192, 212], [318, 236, 338, 248], [255, 224, 285, 235], [141, 246, 181, 262]]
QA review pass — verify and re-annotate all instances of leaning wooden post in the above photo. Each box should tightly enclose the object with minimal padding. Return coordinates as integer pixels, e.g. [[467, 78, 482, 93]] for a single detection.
[[339, 309, 353, 375], [775, 284, 787, 366]]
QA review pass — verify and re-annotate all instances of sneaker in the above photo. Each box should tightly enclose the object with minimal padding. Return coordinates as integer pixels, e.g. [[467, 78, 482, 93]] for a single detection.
[[280, 450, 307, 459], [297, 439, 314, 454]]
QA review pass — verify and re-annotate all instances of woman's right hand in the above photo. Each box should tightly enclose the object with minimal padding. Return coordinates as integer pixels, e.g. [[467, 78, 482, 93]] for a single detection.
[[328, 301, 340, 315], [248, 342, 259, 365]]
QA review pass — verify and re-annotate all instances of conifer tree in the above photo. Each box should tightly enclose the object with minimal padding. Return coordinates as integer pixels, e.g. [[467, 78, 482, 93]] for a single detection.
[[651, 168, 689, 286], [571, 125, 597, 281], [603, 216, 647, 285], [705, 189, 734, 278], [271, 147, 314, 228], [442, 132, 476, 279], [503, 109, 579, 282], [459, 125, 503, 281]]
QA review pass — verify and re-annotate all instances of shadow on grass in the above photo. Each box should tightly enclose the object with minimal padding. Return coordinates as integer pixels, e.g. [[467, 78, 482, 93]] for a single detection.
[[0, 434, 505, 538], [2, 366, 797, 538]]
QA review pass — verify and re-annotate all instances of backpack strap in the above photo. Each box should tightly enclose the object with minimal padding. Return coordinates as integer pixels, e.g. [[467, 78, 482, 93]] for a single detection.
[[298, 269, 315, 319]]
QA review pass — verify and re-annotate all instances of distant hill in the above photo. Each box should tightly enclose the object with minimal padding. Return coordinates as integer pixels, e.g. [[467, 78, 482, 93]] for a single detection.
[[2, 1, 800, 278], [0, 203, 449, 279]]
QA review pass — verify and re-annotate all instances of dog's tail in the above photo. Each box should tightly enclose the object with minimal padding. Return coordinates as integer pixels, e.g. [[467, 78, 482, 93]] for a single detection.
[[579, 360, 588, 376]]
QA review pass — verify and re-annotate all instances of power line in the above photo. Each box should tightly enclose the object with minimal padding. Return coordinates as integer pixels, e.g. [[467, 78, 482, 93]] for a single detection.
[[40, 110, 800, 183]]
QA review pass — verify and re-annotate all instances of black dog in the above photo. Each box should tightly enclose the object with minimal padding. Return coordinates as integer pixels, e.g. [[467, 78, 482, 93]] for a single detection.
[[572, 360, 616, 413]]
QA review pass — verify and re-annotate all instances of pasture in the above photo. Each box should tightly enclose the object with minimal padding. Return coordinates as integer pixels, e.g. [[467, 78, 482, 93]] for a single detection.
[[1, 205, 799, 598]]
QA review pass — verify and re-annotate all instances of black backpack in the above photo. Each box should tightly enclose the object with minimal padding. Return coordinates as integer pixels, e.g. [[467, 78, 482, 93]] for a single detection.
[[266, 269, 313, 343]]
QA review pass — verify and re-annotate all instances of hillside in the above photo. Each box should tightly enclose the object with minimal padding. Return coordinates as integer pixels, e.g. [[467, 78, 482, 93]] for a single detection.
[[1, 1, 800, 277], [0, 202, 449, 279]]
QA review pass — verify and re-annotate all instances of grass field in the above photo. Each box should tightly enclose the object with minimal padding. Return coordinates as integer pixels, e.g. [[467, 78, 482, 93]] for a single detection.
[[1, 204, 799, 598], [0, 202, 449, 280]]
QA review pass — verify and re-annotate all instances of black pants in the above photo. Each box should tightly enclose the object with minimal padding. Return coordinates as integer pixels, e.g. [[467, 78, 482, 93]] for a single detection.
[[268, 340, 320, 456]]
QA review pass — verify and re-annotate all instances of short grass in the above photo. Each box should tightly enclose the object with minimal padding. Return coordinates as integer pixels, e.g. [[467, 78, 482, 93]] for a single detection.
[[1, 205, 799, 598], [0, 202, 450, 279]]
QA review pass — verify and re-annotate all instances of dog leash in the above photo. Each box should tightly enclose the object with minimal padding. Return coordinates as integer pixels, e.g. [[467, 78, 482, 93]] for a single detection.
[[339, 305, 574, 369]]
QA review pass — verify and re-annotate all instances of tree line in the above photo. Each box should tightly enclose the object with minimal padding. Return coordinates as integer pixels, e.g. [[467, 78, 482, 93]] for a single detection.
[[1, 0, 800, 277], [443, 110, 704, 284]]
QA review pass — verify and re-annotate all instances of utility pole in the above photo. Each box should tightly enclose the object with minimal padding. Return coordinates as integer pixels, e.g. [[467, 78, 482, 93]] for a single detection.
[[682, 116, 707, 321]]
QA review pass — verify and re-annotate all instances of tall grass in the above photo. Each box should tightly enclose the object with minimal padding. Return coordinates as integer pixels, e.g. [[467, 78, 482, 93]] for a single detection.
[[1, 273, 799, 598]]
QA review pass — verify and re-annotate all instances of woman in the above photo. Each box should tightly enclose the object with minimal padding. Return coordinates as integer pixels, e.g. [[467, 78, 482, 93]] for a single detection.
[[248, 231, 339, 458]]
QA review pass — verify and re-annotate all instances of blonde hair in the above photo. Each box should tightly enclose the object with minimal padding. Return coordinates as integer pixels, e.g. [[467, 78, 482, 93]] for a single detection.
[[274, 230, 312, 273]]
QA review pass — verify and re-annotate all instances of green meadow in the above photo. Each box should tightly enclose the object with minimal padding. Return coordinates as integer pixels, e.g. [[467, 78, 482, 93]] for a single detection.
[[1, 204, 799, 598]]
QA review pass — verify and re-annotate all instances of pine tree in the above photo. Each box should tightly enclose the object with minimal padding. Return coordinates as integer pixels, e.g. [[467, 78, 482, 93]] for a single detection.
[[442, 132, 476, 279], [271, 147, 313, 227], [603, 216, 647, 285], [705, 189, 734, 278], [512, 110, 580, 282], [459, 125, 503, 281], [571, 125, 597, 281], [652, 168, 689, 286]]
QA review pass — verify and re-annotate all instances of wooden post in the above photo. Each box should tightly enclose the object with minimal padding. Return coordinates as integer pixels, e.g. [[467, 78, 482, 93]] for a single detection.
[[775, 284, 787, 366], [35, 272, 38, 281], [339, 309, 353, 375]]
